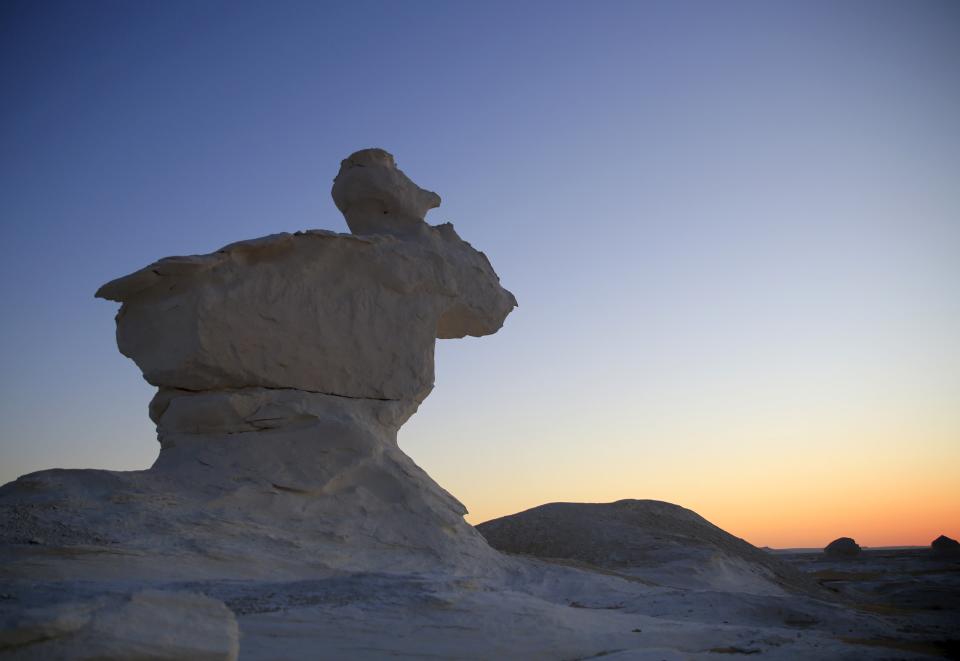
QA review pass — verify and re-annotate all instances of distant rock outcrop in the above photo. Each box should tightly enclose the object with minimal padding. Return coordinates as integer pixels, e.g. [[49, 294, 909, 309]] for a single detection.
[[476, 500, 825, 596], [931, 534, 960, 557], [824, 537, 861, 558]]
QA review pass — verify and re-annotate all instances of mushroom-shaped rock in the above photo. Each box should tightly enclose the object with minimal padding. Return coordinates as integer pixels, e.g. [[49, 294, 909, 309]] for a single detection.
[[824, 537, 861, 558], [931, 534, 960, 557], [1, 149, 516, 581]]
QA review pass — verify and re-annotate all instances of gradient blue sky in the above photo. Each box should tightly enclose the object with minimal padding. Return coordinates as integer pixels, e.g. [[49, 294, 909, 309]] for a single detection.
[[1, 1, 958, 546]]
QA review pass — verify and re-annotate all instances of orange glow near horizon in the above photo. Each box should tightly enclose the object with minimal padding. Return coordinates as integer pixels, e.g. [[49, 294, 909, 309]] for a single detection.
[[460, 472, 960, 549], [413, 391, 960, 549]]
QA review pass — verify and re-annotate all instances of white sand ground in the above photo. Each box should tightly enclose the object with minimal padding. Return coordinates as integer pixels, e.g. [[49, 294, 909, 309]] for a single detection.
[[2, 493, 947, 660]]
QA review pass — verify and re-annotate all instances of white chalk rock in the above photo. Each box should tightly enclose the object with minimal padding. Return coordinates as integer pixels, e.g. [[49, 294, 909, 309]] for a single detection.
[[332, 148, 441, 238], [0, 391, 502, 583], [0, 149, 514, 582], [96, 149, 516, 402]]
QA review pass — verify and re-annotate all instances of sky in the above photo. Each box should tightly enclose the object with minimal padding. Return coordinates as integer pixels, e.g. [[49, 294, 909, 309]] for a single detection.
[[1, 0, 958, 548]]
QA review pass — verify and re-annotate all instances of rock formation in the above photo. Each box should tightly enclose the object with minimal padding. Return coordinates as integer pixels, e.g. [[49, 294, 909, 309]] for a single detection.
[[824, 537, 861, 558], [476, 500, 825, 596], [0, 149, 516, 582], [2, 150, 920, 660], [931, 534, 960, 557]]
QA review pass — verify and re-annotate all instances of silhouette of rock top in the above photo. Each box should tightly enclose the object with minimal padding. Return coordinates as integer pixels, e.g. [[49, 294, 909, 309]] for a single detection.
[[931, 534, 960, 556], [824, 537, 861, 557], [96, 148, 517, 404]]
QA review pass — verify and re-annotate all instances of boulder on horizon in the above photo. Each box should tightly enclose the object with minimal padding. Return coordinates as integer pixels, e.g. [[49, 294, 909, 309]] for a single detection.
[[931, 534, 960, 557], [824, 537, 861, 558]]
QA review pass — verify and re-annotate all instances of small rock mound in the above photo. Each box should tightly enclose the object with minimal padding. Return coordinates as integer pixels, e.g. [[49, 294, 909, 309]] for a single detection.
[[476, 500, 825, 596], [931, 534, 960, 557], [824, 537, 861, 558]]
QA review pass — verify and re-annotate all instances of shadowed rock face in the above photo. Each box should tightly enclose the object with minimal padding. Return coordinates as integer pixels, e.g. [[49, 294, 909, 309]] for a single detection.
[[1, 149, 516, 581], [824, 537, 862, 558]]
